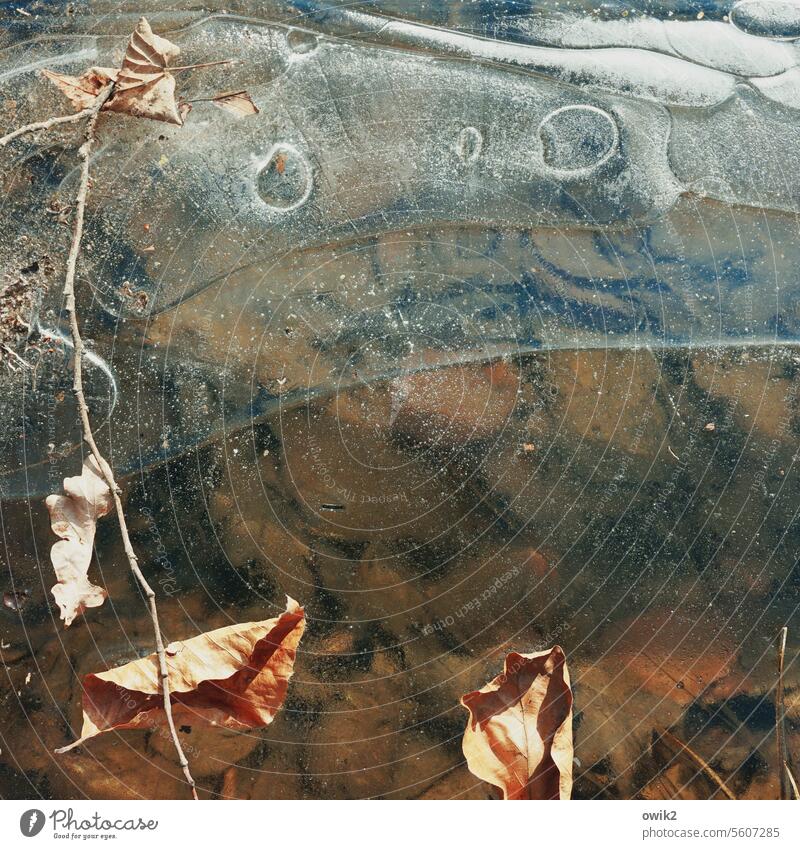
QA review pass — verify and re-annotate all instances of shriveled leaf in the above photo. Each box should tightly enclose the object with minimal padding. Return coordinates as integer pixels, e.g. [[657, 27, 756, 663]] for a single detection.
[[105, 74, 181, 125], [46, 456, 111, 627], [210, 90, 259, 117], [115, 16, 180, 89], [42, 18, 230, 126], [460, 646, 573, 799], [41, 67, 117, 111], [104, 17, 182, 125], [56, 596, 305, 752]]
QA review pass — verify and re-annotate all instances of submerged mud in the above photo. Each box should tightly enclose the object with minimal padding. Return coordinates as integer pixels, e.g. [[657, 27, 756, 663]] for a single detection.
[[1, 345, 798, 799]]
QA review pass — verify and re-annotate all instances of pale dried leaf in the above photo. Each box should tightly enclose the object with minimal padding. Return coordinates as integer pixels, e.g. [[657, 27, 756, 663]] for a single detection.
[[105, 74, 181, 125], [115, 17, 180, 90], [460, 646, 573, 799], [104, 18, 182, 125], [56, 597, 305, 752], [41, 18, 224, 125], [211, 90, 259, 117], [46, 456, 111, 627], [41, 67, 117, 111]]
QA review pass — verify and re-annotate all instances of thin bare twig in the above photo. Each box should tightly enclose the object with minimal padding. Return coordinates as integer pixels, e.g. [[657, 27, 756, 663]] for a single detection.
[[185, 89, 248, 103], [777, 626, 789, 800], [0, 106, 95, 147], [659, 729, 736, 800], [55, 84, 198, 800]]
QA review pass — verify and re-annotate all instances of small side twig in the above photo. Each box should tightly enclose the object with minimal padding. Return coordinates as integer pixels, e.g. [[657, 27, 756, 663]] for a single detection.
[[777, 626, 789, 800], [169, 60, 234, 72], [185, 89, 248, 104], [58, 84, 198, 800], [2, 343, 31, 369], [0, 106, 96, 147], [659, 729, 736, 800]]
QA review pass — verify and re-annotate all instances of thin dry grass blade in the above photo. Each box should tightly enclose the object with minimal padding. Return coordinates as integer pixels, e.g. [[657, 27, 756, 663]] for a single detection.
[[659, 729, 736, 800], [777, 627, 789, 800], [784, 762, 799, 800]]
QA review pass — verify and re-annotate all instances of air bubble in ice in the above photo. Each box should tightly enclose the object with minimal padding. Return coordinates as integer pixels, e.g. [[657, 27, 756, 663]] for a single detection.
[[455, 126, 483, 164], [730, 0, 800, 40], [287, 29, 320, 54], [256, 145, 312, 211], [538, 105, 619, 172]]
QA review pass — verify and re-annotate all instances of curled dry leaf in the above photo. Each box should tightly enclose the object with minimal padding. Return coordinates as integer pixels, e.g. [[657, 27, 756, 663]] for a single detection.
[[460, 646, 573, 799], [41, 68, 117, 111], [46, 456, 111, 627], [105, 17, 182, 125], [56, 596, 305, 753], [43, 18, 183, 125], [210, 90, 259, 117]]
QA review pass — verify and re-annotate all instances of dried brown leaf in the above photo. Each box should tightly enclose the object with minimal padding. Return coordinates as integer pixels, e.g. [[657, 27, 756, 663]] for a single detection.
[[106, 74, 181, 125], [210, 90, 259, 117], [41, 68, 117, 111], [46, 456, 111, 627], [56, 596, 305, 751], [460, 646, 573, 799], [115, 16, 180, 89], [104, 18, 182, 125], [43, 19, 183, 125]]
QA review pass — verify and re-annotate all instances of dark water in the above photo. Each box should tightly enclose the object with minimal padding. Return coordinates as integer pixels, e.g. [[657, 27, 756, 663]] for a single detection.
[[2, 344, 799, 799]]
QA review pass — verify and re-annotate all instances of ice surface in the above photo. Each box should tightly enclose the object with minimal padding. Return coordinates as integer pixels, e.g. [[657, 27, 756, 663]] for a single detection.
[[2, 1, 800, 494], [731, 0, 800, 39]]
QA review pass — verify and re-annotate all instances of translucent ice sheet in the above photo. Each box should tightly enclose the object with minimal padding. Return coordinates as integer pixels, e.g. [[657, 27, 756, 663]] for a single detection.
[[3, 1, 800, 494]]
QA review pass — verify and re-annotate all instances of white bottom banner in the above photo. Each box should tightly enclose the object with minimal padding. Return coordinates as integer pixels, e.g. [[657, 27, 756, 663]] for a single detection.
[[1, 800, 797, 848]]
